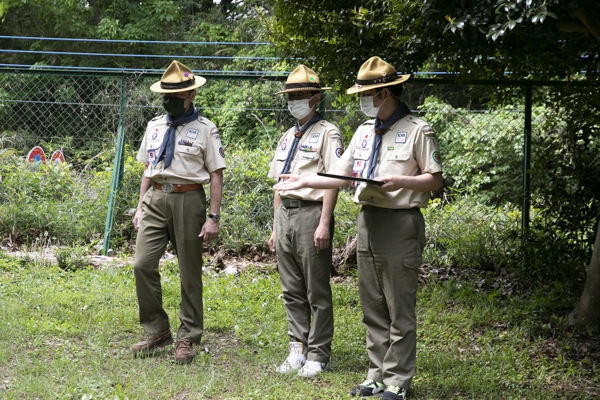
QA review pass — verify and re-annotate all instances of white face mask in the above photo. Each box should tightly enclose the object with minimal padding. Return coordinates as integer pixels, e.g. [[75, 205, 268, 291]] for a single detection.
[[360, 92, 386, 117], [288, 96, 316, 120]]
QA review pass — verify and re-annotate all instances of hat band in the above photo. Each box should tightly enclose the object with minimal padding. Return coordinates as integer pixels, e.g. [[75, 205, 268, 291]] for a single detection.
[[284, 82, 322, 90], [355, 73, 399, 86], [160, 77, 196, 90]]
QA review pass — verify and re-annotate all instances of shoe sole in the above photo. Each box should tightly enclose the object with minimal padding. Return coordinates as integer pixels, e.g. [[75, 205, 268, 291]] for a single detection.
[[132, 338, 174, 358], [175, 355, 195, 364]]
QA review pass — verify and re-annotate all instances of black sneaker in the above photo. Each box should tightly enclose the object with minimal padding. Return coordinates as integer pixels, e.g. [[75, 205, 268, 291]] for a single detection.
[[381, 385, 406, 400], [350, 379, 385, 397]]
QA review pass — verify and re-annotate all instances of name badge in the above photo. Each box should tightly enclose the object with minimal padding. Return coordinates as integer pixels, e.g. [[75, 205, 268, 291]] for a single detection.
[[396, 132, 407, 143], [148, 149, 156, 163], [186, 129, 199, 139], [353, 159, 366, 172]]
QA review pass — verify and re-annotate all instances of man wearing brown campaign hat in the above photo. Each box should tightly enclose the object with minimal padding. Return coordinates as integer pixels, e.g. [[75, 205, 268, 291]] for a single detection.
[[131, 60, 226, 364], [267, 65, 344, 378], [274, 56, 443, 399]]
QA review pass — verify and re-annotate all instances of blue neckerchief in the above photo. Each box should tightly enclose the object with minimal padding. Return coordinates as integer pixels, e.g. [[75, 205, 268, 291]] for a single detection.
[[280, 112, 324, 176], [155, 104, 199, 169], [367, 104, 411, 179]]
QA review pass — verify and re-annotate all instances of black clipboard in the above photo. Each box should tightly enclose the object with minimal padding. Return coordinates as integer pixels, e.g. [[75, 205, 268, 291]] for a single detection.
[[317, 172, 385, 186]]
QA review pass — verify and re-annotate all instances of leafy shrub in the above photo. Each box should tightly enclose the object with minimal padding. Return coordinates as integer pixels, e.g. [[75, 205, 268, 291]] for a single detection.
[[423, 195, 522, 272], [0, 154, 109, 246]]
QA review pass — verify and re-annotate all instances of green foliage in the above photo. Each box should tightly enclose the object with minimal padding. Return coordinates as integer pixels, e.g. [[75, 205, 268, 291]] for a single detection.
[[421, 96, 526, 204], [218, 147, 275, 253], [424, 197, 522, 272], [55, 245, 93, 271], [269, 1, 599, 86], [0, 155, 109, 246]]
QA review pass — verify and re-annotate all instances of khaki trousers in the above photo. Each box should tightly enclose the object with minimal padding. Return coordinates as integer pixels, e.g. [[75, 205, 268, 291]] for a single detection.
[[357, 206, 425, 389], [134, 187, 206, 344], [276, 203, 334, 363]]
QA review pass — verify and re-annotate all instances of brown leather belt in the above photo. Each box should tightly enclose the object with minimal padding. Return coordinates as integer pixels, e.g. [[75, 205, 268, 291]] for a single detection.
[[153, 182, 203, 193]]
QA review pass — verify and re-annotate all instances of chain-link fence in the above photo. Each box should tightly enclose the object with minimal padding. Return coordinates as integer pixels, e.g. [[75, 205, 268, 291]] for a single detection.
[[0, 69, 578, 267]]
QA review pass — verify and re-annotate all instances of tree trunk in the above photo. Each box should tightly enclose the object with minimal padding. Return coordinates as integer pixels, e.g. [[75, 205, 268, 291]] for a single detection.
[[568, 219, 600, 328]]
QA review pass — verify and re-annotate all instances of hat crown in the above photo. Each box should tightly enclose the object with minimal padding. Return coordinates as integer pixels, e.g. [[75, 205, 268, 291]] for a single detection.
[[286, 65, 320, 86], [159, 61, 195, 89], [357, 56, 397, 82]]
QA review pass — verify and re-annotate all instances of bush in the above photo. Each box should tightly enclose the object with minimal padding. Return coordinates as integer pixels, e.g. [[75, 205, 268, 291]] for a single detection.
[[0, 154, 109, 246], [423, 195, 522, 272]]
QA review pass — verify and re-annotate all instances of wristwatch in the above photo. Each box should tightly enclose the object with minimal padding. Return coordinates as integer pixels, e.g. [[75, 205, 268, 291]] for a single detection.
[[208, 213, 221, 223]]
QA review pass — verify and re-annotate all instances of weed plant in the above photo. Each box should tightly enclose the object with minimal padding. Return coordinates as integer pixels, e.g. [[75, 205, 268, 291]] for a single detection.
[[0, 253, 597, 399]]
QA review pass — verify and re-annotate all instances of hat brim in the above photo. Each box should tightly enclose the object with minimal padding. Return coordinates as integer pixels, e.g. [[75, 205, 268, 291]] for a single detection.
[[274, 86, 332, 95], [346, 74, 411, 94], [150, 76, 207, 93]]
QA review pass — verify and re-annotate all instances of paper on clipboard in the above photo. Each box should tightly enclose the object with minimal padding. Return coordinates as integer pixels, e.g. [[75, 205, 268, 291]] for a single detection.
[[317, 172, 385, 186]]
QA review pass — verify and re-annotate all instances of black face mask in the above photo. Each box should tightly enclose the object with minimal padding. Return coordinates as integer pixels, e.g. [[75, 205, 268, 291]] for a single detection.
[[162, 95, 187, 118]]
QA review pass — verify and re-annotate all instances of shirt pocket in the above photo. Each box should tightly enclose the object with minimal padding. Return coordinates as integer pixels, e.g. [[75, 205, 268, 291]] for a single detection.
[[381, 150, 414, 176], [295, 152, 321, 174], [172, 144, 204, 177]]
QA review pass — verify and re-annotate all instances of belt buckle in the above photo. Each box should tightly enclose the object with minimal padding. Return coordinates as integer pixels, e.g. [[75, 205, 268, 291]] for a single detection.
[[161, 183, 174, 193]]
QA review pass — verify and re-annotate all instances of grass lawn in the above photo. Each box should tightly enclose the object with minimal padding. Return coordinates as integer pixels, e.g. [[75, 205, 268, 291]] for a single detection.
[[0, 253, 598, 399]]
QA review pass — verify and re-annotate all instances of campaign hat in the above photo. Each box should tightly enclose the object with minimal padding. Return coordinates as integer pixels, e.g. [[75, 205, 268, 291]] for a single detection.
[[150, 61, 207, 93], [347, 56, 411, 94], [274, 65, 331, 95]]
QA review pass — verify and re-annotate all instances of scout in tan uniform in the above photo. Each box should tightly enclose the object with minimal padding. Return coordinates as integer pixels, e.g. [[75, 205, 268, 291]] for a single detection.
[[267, 65, 344, 378], [274, 57, 442, 399], [130, 61, 226, 364]]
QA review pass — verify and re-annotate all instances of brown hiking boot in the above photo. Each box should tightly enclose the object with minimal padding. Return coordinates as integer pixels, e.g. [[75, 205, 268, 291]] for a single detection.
[[175, 340, 195, 364], [131, 329, 173, 357]]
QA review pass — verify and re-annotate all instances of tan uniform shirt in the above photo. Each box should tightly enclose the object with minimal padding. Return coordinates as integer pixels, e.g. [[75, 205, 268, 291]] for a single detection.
[[137, 114, 226, 184], [337, 115, 442, 209], [268, 120, 343, 201]]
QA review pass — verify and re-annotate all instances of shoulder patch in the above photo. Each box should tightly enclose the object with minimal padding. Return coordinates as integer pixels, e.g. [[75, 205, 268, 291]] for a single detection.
[[210, 128, 220, 138], [422, 125, 436, 137]]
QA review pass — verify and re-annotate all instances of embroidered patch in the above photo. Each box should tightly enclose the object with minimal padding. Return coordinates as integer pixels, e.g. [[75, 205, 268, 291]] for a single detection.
[[432, 150, 441, 164], [329, 131, 342, 141], [361, 140, 368, 149], [178, 139, 193, 147], [219, 147, 225, 158], [210, 128, 220, 138], [423, 125, 436, 136], [387, 146, 394, 151], [281, 142, 287, 151], [299, 144, 318, 152], [151, 128, 159, 140], [396, 132, 407, 143], [335, 148, 343, 158], [301, 153, 315, 160], [309, 133, 320, 143], [186, 129, 199, 139]]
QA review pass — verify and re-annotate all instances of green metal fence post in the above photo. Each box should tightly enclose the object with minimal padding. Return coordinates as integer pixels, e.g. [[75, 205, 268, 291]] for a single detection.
[[521, 85, 533, 268], [522, 85, 532, 232], [102, 75, 129, 255]]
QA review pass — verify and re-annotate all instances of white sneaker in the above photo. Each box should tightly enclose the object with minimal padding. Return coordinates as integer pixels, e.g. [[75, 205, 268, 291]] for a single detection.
[[297, 360, 327, 377], [275, 342, 306, 374]]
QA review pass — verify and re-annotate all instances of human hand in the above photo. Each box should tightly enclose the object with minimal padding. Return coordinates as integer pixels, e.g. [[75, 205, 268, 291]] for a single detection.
[[314, 225, 330, 252], [273, 174, 304, 191], [378, 175, 405, 192], [199, 219, 219, 242], [268, 230, 276, 253], [132, 209, 143, 230]]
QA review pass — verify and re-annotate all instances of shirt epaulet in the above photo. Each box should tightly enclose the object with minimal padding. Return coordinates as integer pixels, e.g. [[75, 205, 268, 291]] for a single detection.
[[150, 115, 163, 122], [361, 119, 376, 126]]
